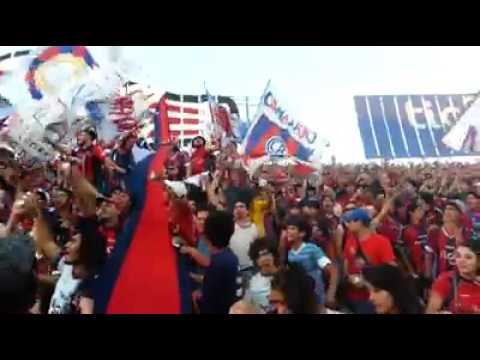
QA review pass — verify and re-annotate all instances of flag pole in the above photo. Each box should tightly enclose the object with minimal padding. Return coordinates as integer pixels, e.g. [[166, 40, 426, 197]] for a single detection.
[[252, 79, 271, 121], [246, 79, 271, 146], [239, 79, 272, 162], [204, 81, 217, 145]]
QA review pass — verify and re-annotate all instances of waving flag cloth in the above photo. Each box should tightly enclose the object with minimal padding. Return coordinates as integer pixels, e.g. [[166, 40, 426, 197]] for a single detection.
[[0, 94, 13, 122], [205, 89, 234, 146], [137, 92, 244, 151], [443, 92, 480, 153], [0, 50, 34, 120], [25, 46, 97, 101], [0, 50, 33, 85], [94, 94, 192, 314], [239, 82, 330, 176]]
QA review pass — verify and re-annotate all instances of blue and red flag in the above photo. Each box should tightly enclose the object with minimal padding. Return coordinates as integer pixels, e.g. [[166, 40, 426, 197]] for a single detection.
[[94, 94, 192, 314], [243, 114, 314, 162], [25, 46, 97, 100]]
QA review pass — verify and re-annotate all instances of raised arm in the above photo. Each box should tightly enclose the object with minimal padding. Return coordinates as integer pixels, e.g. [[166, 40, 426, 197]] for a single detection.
[[371, 196, 393, 229], [207, 171, 226, 210], [9, 193, 62, 263], [180, 245, 210, 268], [62, 162, 98, 217], [33, 209, 62, 263]]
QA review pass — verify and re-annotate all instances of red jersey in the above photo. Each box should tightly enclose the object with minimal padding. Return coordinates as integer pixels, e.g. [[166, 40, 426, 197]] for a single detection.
[[21, 218, 34, 232], [430, 227, 471, 275], [100, 227, 117, 256], [36, 256, 51, 275], [191, 147, 208, 175], [336, 193, 353, 208], [377, 216, 401, 247], [313, 215, 340, 260], [432, 271, 480, 314], [73, 144, 106, 183], [344, 232, 396, 301], [403, 224, 428, 274]]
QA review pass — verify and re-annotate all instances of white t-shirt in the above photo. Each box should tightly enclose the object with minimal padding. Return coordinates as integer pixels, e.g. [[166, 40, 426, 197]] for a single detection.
[[230, 222, 258, 269], [48, 258, 82, 314], [244, 272, 273, 312]]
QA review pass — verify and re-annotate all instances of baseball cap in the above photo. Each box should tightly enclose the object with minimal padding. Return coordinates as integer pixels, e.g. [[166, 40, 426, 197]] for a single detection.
[[342, 208, 371, 224], [446, 199, 466, 214]]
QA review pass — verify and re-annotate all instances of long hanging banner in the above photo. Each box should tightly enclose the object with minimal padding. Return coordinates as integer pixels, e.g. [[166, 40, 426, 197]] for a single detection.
[[354, 94, 480, 159]]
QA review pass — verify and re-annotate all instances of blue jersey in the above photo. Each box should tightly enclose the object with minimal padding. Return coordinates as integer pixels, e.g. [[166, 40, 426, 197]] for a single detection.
[[288, 242, 331, 305]]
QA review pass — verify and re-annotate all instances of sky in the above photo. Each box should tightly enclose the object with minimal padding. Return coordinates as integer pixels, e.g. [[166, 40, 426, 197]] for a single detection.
[[2, 46, 480, 163]]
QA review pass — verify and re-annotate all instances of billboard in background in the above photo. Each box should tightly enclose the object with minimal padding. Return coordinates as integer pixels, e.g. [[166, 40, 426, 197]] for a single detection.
[[354, 94, 480, 159]]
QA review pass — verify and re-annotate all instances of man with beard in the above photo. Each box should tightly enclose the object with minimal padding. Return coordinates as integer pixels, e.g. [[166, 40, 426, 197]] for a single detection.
[[165, 143, 187, 181], [189, 136, 209, 177], [56, 127, 123, 191]]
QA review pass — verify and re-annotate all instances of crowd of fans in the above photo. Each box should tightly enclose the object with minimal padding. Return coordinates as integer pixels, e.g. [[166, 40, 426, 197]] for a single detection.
[[2, 124, 480, 314]]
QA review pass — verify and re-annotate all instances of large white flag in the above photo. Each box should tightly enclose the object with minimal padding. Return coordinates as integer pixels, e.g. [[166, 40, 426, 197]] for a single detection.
[[443, 94, 480, 152]]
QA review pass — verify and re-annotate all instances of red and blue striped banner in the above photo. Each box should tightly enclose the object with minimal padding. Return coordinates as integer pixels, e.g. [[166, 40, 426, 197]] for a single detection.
[[94, 94, 192, 314]]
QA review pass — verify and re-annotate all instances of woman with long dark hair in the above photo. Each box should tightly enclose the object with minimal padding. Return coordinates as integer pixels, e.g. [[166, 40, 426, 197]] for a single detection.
[[362, 264, 423, 314], [268, 262, 318, 314], [426, 240, 480, 314], [402, 199, 434, 300]]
